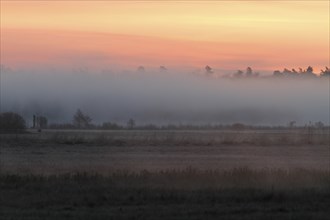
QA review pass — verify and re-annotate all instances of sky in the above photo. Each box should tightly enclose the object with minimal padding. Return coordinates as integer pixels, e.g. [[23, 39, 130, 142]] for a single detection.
[[1, 1, 329, 72]]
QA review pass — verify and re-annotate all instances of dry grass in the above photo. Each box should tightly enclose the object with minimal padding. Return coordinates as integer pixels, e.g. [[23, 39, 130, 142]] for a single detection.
[[1, 168, 330, 220], [1, 129, 329, 219], [1, 129, 329, 147]]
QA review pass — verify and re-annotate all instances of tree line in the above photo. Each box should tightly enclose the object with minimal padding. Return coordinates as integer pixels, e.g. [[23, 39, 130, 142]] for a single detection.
[[202, 66, 330, 78], [0, 110, 328, 133], [125, 64, 330, 78]]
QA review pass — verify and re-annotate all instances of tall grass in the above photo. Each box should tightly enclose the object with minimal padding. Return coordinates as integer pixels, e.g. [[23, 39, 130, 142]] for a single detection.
[[1, 168, 330, 220], [1, 128, 329, 219]]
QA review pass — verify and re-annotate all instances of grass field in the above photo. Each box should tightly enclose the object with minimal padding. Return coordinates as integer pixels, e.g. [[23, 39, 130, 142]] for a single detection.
[[1, 129, 329, 219], [1, 169, 330, 220]]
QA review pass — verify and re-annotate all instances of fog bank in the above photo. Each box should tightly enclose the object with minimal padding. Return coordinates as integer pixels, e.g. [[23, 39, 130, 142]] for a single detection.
[[1, 69, 329, 126]]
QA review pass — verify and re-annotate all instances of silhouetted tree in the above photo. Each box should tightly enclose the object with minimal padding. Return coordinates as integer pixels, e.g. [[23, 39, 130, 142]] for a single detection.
[[288, 121, 296, 128], [73, 109, 92, 129], [283, 68, 292, 75], [273, 70, 283, 77], [234, 70, 244, 77], [137, 66, 145, 72], [0, 112, 26, 132], [314, 121, 324, 129], [127, 118, 136, 129], [301, 66, 317, 77], [320, 67, 330, 77], [38, 116, 48, 129], [306, 66, 313, 73], [205, 65, 213, 74], [273, 66, 320, 78], [246, 67, 253, 77], [159, 66, 167, 72]]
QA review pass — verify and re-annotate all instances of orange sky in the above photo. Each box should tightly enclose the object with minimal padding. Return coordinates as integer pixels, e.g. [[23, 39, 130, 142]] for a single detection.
[[1, 1, 329, 72]]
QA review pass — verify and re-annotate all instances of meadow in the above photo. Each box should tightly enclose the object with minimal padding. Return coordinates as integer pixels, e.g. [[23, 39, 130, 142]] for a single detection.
[[1, 129, 329, 219]]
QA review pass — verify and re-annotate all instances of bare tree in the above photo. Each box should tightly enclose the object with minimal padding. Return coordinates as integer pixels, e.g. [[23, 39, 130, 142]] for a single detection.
[[38, 116, 48, 129], [127, 118, 136, 129], [246, 67, 253, 77], [73, 109, 92, 129], [288, 121, 296, 129], [137, 66, 145, 72], [205, 65, 213, 74]]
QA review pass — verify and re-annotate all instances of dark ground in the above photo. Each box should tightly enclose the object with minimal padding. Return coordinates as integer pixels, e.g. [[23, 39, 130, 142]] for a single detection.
[[1, 129, 329, 219], [1, 172, 330, 220]]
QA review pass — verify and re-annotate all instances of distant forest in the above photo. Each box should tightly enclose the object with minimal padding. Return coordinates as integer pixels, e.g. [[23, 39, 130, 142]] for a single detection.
[[1, 65, 330, 78], [203, 66, 330, 78]]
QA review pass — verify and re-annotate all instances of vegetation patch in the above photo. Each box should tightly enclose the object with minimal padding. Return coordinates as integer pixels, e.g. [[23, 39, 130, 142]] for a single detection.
[[1, 169, 330, 220]]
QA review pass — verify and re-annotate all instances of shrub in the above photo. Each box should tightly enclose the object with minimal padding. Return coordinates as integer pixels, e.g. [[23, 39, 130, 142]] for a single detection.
[[0, 112, 26, 132]]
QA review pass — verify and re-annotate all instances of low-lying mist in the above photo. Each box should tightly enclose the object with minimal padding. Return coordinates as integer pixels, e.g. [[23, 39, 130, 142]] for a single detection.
[[1, 68, 329, 126]]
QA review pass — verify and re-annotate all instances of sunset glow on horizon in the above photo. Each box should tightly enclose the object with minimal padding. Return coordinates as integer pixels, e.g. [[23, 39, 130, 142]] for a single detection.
[[1, 1, 329, 72]]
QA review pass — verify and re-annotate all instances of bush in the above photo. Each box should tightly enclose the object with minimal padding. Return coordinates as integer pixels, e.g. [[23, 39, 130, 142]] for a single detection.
[[0, 112, 26, 132]]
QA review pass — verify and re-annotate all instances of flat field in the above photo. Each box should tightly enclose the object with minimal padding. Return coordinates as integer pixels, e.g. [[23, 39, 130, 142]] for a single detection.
[[1, 129, 329, 219], [1, 129, 329, 174]]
